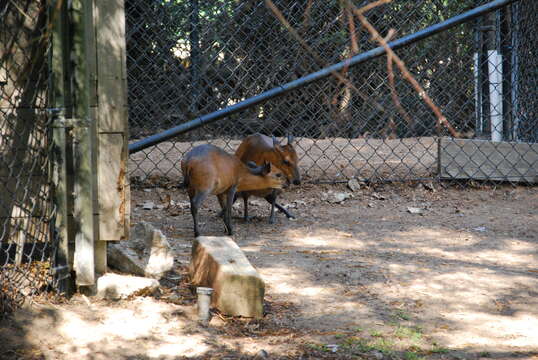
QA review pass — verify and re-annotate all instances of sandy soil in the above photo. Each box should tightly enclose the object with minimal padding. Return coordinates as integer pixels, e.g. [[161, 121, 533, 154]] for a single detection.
[[1, 181, 537, 360]]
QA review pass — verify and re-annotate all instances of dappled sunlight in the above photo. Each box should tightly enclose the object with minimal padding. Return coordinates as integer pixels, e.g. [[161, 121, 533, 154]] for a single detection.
[[260, 265, 328, 297], [23, 298, 212, 359], [121, 183, 538, 356], [257, 221, 538, 351], [436, 310, 538, 349], [274, 283, 329, 297], [284, 228, 365, 250], [392, 228, 536, 267]]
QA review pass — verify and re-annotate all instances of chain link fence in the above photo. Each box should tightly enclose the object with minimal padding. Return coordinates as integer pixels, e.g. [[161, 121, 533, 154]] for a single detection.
[[1, 0, 57, 316], [126, 0, 537, 185]]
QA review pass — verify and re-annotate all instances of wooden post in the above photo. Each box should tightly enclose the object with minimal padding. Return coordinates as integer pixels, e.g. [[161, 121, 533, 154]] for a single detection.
[[70, 0, 99, 286], [50, 0, 130, 288], [94, 0, 130, 245], [50, 0, 75, 295]]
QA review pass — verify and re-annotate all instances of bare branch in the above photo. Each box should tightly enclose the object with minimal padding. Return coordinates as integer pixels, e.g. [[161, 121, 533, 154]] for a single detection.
[[384, 29, 414, 127], [265, 0, 386, 114], [347, 0, 461, 137], [353, 0, 392, 15], [302, 0, 314, 32]]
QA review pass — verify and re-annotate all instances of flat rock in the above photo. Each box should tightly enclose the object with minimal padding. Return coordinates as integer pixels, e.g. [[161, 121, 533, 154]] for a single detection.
[[142, 201, 155, 210], [108, 222, 174, 279], [407, 206, 425, 214], [190, 236, 265, 318], [347, 178, 362, 192], [96, 273, 159, 300], [322, 191, 353, 204]]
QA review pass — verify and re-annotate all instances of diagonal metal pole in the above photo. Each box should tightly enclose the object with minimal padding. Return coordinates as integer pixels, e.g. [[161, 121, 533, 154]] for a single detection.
[[129, 0, 520, 154]]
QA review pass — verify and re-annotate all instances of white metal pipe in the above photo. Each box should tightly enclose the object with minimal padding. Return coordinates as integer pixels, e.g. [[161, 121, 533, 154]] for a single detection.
[[488, 50, 503, 142], [473, 52, 482, 135], [196, 287, 213, 325]]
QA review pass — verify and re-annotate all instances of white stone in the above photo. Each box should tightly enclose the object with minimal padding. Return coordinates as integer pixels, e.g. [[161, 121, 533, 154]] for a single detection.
[[142, 201, 154, 210], [329, 192, 353, 204], [347, 178, 362, 192], [407, 207, 424, 214], [108, 222, 175, 279], [96, 273, 159, 300]]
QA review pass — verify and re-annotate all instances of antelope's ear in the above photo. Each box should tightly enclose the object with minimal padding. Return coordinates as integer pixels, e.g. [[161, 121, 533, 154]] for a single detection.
[[247, 162, 263, 176], [262, 161, 271, 175], [272, 135, 281, 147], [287, 134, 294, 145]]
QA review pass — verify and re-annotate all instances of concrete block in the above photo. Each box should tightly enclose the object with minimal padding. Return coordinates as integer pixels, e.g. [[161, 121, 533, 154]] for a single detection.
[[190, 236, 264, 318]]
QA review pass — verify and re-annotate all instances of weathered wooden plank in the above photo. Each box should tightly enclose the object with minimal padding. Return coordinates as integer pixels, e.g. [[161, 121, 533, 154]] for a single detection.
[[95, 237, 107, 275], [439, 137, 538, 183], [70, 0, 99, 286], [51, 119, 75, 281], [72, 122, 97, 286], [94, 0, 130, 243], [98, 133, 127, 241], [49, 0, 76, 295], [95, 0, 128, 133]]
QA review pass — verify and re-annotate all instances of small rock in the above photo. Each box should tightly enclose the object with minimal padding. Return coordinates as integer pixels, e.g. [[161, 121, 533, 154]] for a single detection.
[[367, 202, 375, 208], [326, 344, 339, 353], [371, 192, 386, 200], [424, 182, 436, 192], [248, 199, 265, 207], [166, 293, 182, 303], [324, 192, 353, 204], [284, 199, 307, 209], [347, 178, 361, 192], [371, 350, 384, 359], [294, 200, 307, 207], [177, 201, 190, 209], [283, 203, 295, 209], [407, 207, 424, 214], [254, 349, 269, 359], [142, 201, 155, 210]]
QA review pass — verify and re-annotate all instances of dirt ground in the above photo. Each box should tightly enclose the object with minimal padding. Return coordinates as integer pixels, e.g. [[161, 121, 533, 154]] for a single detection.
[[1, 180, 537, 360]]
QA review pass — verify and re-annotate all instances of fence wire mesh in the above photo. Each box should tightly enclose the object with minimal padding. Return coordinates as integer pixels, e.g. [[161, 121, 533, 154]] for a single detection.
[[1, 0, 57, 316], [126, 0, 537, 184]]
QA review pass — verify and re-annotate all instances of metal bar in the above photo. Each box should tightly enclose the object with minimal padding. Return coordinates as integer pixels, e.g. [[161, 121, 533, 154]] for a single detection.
[[129, 0, 520, 154]]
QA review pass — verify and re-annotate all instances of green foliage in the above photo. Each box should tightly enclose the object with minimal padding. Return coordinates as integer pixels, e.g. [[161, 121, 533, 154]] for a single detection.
[[127, 0, 489, 138], [404, 351, 424, 360], [394, 325, 422, 342]]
